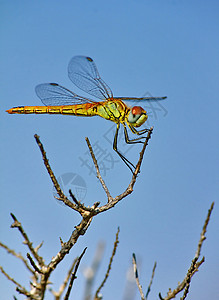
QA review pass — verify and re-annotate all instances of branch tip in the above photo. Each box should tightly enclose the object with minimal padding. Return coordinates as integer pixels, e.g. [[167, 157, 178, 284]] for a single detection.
[[94, 228, 120, 298]]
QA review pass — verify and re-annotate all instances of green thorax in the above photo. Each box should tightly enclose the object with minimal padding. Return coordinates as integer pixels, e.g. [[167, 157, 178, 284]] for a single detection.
[[96, 99, 128, 123]]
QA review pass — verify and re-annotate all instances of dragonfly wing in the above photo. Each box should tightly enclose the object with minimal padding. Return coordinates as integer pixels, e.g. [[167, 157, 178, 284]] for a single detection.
[[35, 83, 96, 106], [68, 56, 113, 100], [114, 96, 167, 102]]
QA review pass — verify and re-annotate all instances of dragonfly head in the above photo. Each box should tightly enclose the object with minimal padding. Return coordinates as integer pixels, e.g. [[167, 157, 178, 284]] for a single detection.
[[127, 106, 148, 127]]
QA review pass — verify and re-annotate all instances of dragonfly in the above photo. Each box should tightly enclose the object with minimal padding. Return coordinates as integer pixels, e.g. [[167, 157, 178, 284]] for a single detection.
[[7, 56, 167, 173]]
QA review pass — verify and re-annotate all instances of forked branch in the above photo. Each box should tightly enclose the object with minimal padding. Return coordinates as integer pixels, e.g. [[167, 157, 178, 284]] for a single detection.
[[0, 130, 215, 300], [159, 202, 214, 300], [132, 254, 157, 300], [35, 129, 153, 217]]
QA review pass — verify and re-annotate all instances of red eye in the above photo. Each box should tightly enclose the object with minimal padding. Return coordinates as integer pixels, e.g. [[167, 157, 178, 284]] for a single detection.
[[132, 106, 143, 115]]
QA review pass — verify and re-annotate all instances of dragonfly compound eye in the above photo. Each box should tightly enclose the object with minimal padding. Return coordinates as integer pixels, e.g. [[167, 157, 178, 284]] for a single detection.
[[128, 106, 141, 123], [127, 106, 147, 127], [132, 106, 143, 115], [128, 106, 143, 123]]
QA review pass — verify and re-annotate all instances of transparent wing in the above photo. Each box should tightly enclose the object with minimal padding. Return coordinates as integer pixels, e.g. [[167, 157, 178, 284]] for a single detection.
[[68, 56, 113, 100], [114, 96, 167, 102], [35, 83, 96, 106]]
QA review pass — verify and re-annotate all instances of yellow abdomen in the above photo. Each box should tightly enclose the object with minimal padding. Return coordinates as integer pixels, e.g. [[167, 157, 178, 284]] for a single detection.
[[6, 103, 98, 116]]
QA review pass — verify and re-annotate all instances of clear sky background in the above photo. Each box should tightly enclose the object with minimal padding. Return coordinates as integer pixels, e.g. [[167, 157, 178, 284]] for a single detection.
[[1, 1, 219, 299]]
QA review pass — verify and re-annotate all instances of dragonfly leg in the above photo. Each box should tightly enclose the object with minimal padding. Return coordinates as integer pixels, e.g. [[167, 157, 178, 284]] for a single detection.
[[124, 125, 146, 144], [113, 123, 136, 173], [129, 125, 149, 135]]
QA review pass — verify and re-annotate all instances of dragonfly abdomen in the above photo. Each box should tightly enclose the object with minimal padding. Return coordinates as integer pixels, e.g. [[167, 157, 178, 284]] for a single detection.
[[6, 103, 98, 116], [7, 106, 64, 114]]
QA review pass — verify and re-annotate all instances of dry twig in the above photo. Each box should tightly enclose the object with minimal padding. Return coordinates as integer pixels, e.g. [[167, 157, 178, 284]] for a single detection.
[[1, 129, 153, 299], [132, 253, 145, 300], [50, 257, 78, 299], [145, 261, 157, 299], [92, 127, 154, 213], [159, 202, 214, 300], [10, 213, 44, 267], [32, 131, 153, 293], [0, 266, 24, 291], [85, 137, 113, 202], [27, 253, 43, 274], [64, 247, 87, 300], [131, 256, 157, 300], [94, 227, 120, 299], [0, 242, 35, 276]]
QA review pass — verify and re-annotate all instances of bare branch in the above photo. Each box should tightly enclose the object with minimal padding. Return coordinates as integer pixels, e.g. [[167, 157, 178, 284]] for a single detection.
[[180, 202, 214, 300], [85, 137, 113, 202], [50, 257, 78, 299], [132, 253, 145, 300], [69, 189, 100, 212], [10, 213, 44, 267], [159, 202, 214, 300], [0, 242, 35, 276], [145, 261, 157, 299], [16, 286, 39, 300], [27, 253, 43, 274], [93, 127, 154, 213], [134, 127, 153, 175], [34, 134, 65, 199], [34, 134, 84, 212], [35, 130, 153, 218], [64, 247, 87, 300], [195, 202, 214, 258], [94, 227, 120, 299], [34, 134, 100, 218], [11, 129, 153, 298], [0, 266, 24, 290], [38, 217, 93, 297]]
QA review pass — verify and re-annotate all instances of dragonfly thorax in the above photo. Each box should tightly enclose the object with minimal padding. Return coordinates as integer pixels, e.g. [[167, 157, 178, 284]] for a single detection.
[[127, 106, 148, 127]]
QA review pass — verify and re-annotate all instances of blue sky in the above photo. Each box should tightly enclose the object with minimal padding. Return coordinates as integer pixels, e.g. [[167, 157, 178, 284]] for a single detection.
[[1, 1, 219, 299]]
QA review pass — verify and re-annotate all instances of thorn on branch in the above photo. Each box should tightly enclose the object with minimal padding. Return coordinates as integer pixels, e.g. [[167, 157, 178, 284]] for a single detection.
[[10, 213, 21, 228], [60, 237, 64, 247], [35, 241, 44, 253]]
